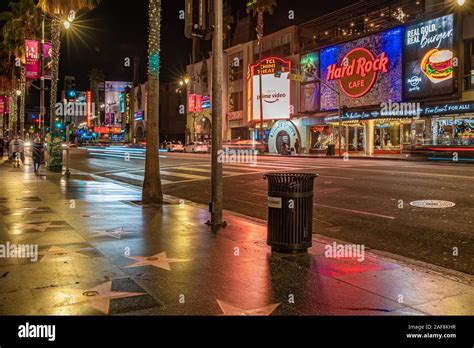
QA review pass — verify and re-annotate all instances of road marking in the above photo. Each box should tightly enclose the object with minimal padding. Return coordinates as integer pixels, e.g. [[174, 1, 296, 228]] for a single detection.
[[313, 203, 396, 220], [318, 175, 354, 180], [160, 171, 208, 180], [109, 172, 172, 185]]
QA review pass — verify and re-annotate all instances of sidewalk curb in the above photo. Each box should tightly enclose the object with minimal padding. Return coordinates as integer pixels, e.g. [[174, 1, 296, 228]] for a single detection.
[[68, 167, 474, 285]]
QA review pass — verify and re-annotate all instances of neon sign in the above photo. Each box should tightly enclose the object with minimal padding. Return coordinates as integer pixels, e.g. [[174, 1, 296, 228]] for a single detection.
[[326, 48, 390, 98]]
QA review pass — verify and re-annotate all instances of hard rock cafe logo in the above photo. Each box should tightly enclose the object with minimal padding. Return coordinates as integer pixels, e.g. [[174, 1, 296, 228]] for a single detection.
[[326, 47, 390, 98]]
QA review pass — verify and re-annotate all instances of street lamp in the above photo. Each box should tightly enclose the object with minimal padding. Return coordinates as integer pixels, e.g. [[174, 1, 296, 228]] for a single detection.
[[457, 0, 465, 6], [64, 20, 71, 30]]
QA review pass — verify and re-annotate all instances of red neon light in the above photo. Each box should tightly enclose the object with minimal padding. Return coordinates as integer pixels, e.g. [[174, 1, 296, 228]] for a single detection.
[[427, 147, 474, 152], [326, 47, 389, 98]]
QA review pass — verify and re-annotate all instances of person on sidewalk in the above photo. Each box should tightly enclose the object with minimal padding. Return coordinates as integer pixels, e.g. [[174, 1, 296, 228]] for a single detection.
[[294, 138, 300, 155], [32, 136, 43, 174], [0, 135, 4, 159], [10, 136, 24, 167]]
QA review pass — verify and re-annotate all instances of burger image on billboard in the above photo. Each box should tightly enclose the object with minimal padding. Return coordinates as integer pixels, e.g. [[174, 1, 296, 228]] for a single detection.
[[421, 49, 453, 83]]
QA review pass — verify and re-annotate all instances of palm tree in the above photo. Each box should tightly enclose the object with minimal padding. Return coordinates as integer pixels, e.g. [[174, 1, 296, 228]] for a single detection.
[[223, 1, 235, 48], [246, 0, 276, 143], [88, 67, 105, 124], [142, 0, 163, 204], [37, 0, 100, 132], [246, 0, 277, 42], [0, 0, 41, 138]]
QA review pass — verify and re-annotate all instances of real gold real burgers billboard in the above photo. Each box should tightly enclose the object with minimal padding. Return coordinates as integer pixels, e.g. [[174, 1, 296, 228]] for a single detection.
[[404, 14, 455, 99]]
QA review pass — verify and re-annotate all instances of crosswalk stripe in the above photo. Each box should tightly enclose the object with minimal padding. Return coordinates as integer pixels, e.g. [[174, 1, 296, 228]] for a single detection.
[[109, 172, 171, 185], [160, 171, 208, 180], [167, 166, 236, 176]]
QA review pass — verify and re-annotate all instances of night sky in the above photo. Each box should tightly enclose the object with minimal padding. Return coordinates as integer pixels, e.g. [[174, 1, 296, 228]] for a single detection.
[[2, 0, 359, 91]]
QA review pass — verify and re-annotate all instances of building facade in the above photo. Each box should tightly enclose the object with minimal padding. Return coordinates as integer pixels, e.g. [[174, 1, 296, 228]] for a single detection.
[[184, 0, 474, 156]]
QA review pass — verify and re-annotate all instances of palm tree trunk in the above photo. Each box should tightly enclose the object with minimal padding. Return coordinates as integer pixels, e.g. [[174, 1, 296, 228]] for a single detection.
[[49, 17, 62, 133], [20, 66, 26, 139], [142, 0, 163, 204], [9, 90, 17, 137]]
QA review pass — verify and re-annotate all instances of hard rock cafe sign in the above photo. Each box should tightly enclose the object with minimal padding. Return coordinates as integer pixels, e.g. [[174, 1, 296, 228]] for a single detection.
[[326, 47, 390, 98]]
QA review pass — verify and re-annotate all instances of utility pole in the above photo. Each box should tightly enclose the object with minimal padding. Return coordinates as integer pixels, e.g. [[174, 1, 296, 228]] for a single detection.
[[130, 56, 139, 143], [40, 14, 45, 138], [208, 0, 225, 231]]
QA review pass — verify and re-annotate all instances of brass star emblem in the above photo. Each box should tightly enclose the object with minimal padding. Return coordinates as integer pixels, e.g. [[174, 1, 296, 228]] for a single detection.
[[9, 221, 53, 233], [125, 251, 191, 271], [90, 227, 126, 239], [217, 300, 280, 316], [39, 246, 89, 262], [54, 281, 145, 314]]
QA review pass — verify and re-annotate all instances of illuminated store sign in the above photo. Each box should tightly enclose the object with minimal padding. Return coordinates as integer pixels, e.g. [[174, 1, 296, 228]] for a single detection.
[[249, 57, 291, 121], [324, 101, 474, 123], [422, 101, 474, 116], [326, 48, 389, 98], [404, 14, 455, 99], [320, 27, 403, 110]]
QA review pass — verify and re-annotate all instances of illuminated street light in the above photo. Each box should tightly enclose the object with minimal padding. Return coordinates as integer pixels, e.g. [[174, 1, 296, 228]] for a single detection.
[[64, 20, 71, 30], [457, 0, 465, 5], [184, 77, 190, 85], [68, 10, 76, 22]]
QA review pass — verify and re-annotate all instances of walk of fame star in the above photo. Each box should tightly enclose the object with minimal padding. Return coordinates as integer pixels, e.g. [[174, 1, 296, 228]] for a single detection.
[[9, 221, 53, 233], [125, 251, 191, 271], [53, 281, 145, 314], [39, 246, 89, 262], [90, 227, 126, 239], [217, 300, 280, 316]]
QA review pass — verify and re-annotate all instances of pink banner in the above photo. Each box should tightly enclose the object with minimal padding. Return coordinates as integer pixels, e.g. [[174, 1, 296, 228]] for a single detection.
[[43, 41, 52, 79], [25, 39, 40, 79]]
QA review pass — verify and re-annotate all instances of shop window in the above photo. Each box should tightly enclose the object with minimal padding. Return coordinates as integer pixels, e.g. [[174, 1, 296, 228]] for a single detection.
[[464, 39, 474, 90], [374, 121, 401, 150]]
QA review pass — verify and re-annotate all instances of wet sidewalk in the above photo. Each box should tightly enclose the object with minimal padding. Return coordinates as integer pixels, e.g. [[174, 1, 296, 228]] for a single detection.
[[0, 158, 473, 316]]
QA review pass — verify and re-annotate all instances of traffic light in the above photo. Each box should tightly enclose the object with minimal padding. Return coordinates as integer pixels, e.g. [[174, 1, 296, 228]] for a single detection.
[[184, 0, 214, 40], [64, 76, 76, 101]]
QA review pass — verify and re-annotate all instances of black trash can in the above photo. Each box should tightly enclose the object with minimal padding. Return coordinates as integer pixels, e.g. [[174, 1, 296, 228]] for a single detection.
[[263, 173, 318, 253], [326, 144, 335, 156]]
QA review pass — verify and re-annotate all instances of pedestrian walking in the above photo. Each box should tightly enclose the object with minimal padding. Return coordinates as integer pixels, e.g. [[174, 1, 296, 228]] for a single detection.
[[32, 136, 43, 174], [10, 136, 24, 167], [0, 135, 4, 159], [294, 138, 300, 155]]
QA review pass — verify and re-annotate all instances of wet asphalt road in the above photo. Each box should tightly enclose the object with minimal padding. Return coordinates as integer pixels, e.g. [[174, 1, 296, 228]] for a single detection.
[[69, 148, 474, 274]]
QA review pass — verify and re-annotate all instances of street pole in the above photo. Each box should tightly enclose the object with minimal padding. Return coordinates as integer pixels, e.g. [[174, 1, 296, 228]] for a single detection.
[[208, 0, 225, 231], [338, 93, 342, 158], [40, 14, 45, 139], [65, 124, 70, 178], [258, 40, 264, 144]]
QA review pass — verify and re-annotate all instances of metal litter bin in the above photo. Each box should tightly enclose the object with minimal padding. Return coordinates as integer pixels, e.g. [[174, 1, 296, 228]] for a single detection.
[[326, 144, 335, 156], [263, 173, 317, 253]]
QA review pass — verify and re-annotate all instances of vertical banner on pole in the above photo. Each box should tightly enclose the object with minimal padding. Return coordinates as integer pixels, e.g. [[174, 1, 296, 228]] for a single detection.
[[43, 41, 53, 80], [25, 40, 40, 79], [86, 91, 93, 127]]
